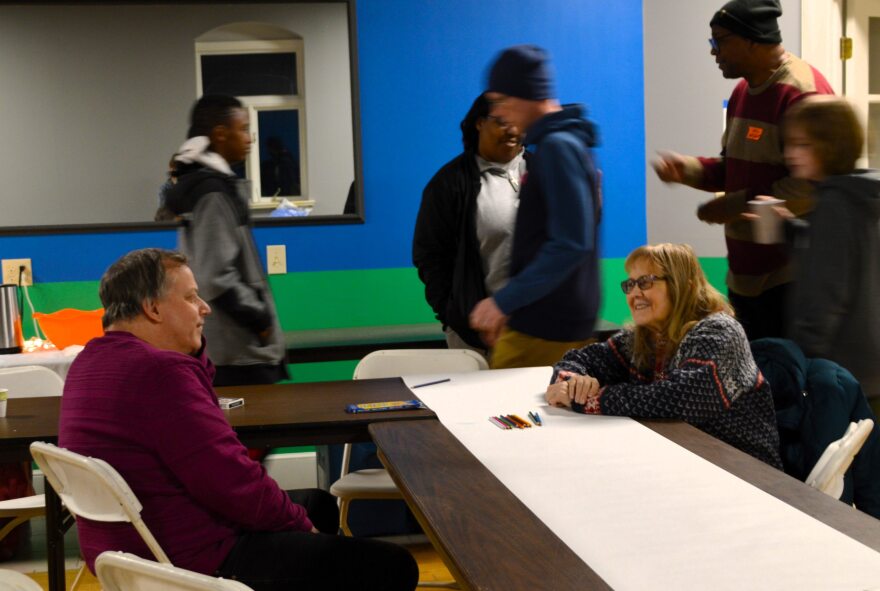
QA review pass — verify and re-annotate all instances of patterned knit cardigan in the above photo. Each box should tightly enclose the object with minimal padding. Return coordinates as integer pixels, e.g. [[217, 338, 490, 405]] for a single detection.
[[556, 313, 783, 468]]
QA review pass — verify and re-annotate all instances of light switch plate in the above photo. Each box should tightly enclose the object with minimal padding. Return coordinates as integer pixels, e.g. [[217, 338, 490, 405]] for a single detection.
[[267, 245, 287, 275]]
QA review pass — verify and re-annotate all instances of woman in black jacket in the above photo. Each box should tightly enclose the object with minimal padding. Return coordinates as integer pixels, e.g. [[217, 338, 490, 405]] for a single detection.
[[412, 94, 526, 352]]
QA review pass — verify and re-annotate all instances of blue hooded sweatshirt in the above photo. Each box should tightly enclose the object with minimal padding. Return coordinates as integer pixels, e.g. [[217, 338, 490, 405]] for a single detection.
[[494, 104, 601, 342]]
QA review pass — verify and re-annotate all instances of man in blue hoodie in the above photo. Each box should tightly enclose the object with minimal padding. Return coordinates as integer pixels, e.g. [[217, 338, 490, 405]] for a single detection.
[[470, 45, 602, 368]]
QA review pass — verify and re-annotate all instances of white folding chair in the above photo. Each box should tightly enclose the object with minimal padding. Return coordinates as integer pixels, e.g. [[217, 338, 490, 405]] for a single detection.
[[0, 366, 64, 398], [29, 442, 170, 566], [0, 366, 64, 568], [96, 551, 253, 591], [806, 418, 875, 500], [330, 349, 487, 589], [0, 569, 42, 591]]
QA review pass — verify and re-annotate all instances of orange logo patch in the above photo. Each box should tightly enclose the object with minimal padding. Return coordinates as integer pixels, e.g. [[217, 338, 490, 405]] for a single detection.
[[746, 126, 764, 141]]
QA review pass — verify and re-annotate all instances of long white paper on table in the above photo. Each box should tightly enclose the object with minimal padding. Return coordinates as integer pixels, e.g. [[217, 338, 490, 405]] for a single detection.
[[405, 367, 880, 591]]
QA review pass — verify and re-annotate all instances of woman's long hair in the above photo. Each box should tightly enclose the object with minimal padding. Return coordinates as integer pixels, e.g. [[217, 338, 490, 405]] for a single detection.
[[626, 243, 732, 370], [460, 94, 489, 154]]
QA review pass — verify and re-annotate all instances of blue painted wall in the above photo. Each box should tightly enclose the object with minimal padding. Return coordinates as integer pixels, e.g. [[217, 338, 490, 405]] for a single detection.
[[0, 0, 645, 282]]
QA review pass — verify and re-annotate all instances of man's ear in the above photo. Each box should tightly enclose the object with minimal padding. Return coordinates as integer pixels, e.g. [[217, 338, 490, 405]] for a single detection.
[[141, 298, 162, 323], [210, 124, 227, 148]]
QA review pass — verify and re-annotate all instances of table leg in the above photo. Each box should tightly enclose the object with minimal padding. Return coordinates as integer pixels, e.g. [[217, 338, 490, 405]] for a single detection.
[[45, 484, 66, 591]]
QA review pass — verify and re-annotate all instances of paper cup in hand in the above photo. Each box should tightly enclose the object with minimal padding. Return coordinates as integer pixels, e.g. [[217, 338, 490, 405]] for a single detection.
[[748, 199, 784, 244], [0, 389, 8, 418]]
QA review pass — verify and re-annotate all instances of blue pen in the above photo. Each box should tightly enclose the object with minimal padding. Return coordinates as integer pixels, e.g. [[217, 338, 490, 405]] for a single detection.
[[533, 411, 543, 426], [412, 378, 451, 389]]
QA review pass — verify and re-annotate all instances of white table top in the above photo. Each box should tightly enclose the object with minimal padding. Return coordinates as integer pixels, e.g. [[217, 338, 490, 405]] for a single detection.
[[407, 367, 880, 591]]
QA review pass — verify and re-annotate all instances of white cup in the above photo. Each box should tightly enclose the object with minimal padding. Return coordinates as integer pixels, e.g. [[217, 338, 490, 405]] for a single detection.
[[748, 198, 784, 244], [0, 389, 8, 418]]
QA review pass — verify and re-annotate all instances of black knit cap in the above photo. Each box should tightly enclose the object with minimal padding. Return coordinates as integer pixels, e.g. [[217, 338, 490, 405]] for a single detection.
[[710, 0, 782, 45], [487, 44, 556, 101]]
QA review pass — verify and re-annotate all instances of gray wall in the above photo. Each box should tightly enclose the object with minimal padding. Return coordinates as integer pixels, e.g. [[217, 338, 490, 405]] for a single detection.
[[643, 0, 801, 256], [0, 3, 353, 225]]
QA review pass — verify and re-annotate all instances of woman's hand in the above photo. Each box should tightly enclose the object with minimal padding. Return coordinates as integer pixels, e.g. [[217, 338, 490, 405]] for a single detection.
[[545, 380, 572, 407], [544, 370, 601, 407]]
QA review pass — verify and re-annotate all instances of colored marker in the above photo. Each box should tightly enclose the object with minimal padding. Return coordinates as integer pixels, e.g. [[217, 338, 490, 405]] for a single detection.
[[501, 415, 521, 429], [531, 411, 543, 426], [489, 417, 510, 430], [506, 415, 531, 429], [507, 414, 531, 429], [495, 415, 517, 429]]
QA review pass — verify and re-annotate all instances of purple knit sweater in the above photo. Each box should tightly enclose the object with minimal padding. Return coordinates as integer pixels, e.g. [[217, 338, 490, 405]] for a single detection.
[[58, 331, 312, 574]]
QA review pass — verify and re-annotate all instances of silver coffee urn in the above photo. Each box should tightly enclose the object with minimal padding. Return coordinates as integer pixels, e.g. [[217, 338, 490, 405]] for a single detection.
[[0, 284, 23, 354]]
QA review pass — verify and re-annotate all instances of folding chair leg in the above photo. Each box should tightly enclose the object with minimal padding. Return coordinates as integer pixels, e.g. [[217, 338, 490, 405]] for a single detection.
[[338, 499, 353, 537], [0, 515, 31, 542], [69, 563, 87, 590]]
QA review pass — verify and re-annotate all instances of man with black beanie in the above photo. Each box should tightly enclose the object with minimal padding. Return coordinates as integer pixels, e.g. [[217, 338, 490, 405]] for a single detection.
[[470, 45, 602, 369], [653, 0, 833, 341]]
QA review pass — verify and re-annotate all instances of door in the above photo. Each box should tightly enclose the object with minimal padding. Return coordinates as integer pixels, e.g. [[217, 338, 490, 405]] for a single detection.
[[845, 0, 880, 167]]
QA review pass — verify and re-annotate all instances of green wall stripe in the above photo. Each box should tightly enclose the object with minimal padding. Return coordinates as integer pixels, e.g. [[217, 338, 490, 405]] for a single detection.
[[598, 258, 629, 326], [699, 257, 729, 297], [268, 268, 435, 330], [18, 258, 729, 341], [285, 360, 359, 384]]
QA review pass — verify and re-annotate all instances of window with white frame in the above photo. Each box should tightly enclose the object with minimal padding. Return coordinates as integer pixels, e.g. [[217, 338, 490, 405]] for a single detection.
[[196, 38, 307, 207]]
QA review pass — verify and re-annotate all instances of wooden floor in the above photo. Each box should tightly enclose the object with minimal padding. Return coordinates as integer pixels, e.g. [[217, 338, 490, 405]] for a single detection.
[[24, 543, 455, 590]]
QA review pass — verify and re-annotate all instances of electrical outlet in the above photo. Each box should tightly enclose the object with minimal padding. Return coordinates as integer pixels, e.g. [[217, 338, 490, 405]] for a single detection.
[[266, 245, 287, 275], [2, 258, 32, 286]]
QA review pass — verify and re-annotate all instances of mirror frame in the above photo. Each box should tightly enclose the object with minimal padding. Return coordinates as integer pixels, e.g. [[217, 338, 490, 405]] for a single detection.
[[0, 0, 364, 235]]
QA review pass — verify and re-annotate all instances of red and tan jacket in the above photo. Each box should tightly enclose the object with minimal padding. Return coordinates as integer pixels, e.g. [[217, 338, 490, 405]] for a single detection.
[[680, 53, 834, 296]]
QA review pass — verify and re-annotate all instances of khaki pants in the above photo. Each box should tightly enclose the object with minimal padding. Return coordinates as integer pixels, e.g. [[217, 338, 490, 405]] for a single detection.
[[490, 327, 592, 369]]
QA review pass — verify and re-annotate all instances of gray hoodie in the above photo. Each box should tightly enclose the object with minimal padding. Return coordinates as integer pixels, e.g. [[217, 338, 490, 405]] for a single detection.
[[166, 164, 286, 375], [789, 170, 880, 398]]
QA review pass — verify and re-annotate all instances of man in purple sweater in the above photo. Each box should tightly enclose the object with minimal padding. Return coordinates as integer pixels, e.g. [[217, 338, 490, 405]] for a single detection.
[[59, 248, 418, 590]]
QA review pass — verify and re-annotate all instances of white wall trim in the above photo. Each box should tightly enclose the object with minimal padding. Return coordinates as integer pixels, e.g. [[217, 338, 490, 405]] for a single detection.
[[800, 0, 844, 94]]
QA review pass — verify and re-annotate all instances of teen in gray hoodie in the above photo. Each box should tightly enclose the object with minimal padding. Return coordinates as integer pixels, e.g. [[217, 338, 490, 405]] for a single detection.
[[164, 96, 287, 386], [783, 97, 880, 409]]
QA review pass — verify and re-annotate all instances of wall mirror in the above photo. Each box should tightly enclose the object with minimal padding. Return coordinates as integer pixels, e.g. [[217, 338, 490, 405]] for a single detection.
[[0, 0, 363, 234]]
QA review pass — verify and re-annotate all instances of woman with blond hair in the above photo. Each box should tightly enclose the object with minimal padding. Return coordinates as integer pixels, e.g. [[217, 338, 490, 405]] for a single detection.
[[546, 243, 782, 467]]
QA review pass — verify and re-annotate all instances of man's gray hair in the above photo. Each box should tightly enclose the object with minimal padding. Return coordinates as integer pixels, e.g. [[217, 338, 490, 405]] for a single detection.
[[99, 248, 188, 328]]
